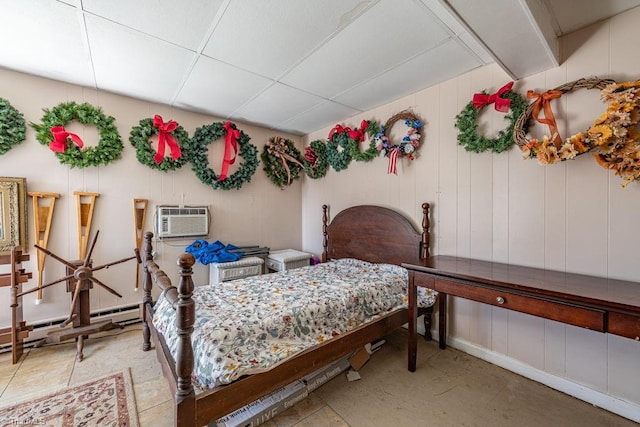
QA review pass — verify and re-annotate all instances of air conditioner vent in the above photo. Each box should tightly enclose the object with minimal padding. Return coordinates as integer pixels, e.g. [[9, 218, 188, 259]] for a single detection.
[[155, 205, 209, 238]]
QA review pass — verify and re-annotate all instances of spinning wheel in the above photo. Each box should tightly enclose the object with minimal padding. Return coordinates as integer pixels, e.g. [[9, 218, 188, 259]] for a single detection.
[[20, 230, 141, 360]]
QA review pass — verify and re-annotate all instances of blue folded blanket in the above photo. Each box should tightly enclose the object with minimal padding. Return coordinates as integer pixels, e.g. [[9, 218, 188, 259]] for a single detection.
[[185, 239, 241, 264]]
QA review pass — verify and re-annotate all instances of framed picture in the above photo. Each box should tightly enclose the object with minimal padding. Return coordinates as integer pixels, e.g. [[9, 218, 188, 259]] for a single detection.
[[0, 177, 27, 254]]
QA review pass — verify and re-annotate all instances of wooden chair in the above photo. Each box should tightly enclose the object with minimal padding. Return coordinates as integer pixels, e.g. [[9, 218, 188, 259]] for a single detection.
[[0, 246, 33, 364]]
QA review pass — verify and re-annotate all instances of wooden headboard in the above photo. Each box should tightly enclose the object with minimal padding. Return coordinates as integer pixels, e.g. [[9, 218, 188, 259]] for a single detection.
[[322, 203, 430, 266]]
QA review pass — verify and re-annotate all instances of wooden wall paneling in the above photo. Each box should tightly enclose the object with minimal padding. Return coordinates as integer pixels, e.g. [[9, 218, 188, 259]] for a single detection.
[[506, 70, 546, 268], [609, 6, 640, 77], [565, 327, 608, 392], [455, 74, 472, 259], [543, 319, 568, 377], [436, 82, 459, 256], [607, 335, 640, 403], [414, 85, 440, 255], [507, 311, 546, 370], [490, 305, 509, 354]]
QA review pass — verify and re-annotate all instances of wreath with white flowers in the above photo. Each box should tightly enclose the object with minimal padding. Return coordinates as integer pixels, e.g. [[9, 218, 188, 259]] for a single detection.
[[129, 115, 191, 172], [190, 121, 258, 191], [0, 98, 26, 155], [303, 139, 329, 179], [375, 111, 423, 174], [455, 82, 529, 153], [261, 136, 305, 189], [31, 101, 123, 168]]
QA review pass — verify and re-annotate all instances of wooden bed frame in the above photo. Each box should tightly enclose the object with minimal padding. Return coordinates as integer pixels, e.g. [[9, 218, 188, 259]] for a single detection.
[[141, 203, 433, 426]]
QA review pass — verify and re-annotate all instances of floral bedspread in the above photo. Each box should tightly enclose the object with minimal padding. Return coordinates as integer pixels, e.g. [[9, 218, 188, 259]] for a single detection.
[[153, 258, 437, 389]]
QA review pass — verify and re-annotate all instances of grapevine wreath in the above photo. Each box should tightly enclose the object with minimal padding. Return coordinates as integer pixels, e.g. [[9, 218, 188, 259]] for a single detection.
[[261, 136, 305, 189], [455, 82, 529, 153], [302, 139, 329, 179], [31, 101, 123, 168], [190, 121, 258, 191], [0, 97, 26, 155], [375, 110, 423, 174], [129, 115, 191, 172], [513, 77, 615, 164]]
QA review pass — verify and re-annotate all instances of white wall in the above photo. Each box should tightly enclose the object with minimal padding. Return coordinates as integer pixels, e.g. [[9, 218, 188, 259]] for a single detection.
[[302, 7, 640, 419], [0, 68, 303, 326]]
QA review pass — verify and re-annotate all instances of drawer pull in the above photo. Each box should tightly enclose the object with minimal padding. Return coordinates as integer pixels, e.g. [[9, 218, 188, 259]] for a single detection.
[[496, 296, 505, 305]]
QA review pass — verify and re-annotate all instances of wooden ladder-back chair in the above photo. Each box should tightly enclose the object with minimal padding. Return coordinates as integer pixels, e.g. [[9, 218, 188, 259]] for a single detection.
[[0, 246, 33, 364]]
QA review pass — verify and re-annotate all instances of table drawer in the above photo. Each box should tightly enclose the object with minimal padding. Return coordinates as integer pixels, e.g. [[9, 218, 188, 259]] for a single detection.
[[608, 311, 640, 341], [435, 279, 605, 332]]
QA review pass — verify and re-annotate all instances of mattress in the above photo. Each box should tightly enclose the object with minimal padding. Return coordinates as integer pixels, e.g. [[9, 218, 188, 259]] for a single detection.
[[153, 258, 437, 388]]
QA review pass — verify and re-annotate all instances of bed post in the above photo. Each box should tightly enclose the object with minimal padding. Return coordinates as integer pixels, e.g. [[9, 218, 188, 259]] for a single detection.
[[142, 232, 154, 351], [420, 203, 433, 340], [322, 204, 328, 263], [175, 253, 196, 426], [420, 203, 430, 259]]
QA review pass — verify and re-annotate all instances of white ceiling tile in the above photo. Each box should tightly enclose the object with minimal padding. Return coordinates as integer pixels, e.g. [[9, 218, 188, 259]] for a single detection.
[[203, 0, 370, 79], [82, 0, 224, 50], [85, 15, 195, 104], [419, 0, 466, 34], [546, 0, 640, 35], [0, 0, 94, 86], [335, 40, 481, 111], [0, 0, 632, 135], [458, 32, 494, 64], [280, 0, 450, 98], [174, 56, 273, 118], [447, 0, 560, 78], [234, 84, 325, 128], [281, 101, 361, 135]]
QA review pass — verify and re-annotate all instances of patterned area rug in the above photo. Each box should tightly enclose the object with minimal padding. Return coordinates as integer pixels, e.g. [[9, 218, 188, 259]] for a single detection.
[[0, 369, 138, 427]]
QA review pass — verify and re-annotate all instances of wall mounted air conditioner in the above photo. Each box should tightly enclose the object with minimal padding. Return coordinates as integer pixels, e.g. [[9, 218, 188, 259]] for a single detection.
[[155, 205, 209, 238]]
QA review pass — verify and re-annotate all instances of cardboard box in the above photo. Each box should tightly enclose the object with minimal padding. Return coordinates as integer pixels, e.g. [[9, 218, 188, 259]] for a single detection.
[[348, 346, 371, 371], [213, 380, 308, 427], [302, 355, 351, 393]]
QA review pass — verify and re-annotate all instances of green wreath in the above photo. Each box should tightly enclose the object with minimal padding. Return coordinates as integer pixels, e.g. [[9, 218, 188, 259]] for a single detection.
[[0, 98, 26, 155], [31, 101, 123, 168], [455, 89, 528, 153], [261, 136, 304, 189], [350, 119, 380, 162], [129, 116, 191, 172], [190, 121, 258, 191], [303, 139, 329, 179], [327, 132, 352, 171]]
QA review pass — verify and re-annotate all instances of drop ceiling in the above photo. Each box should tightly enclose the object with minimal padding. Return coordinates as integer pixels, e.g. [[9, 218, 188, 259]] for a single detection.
[[0, 0, 638, 135]]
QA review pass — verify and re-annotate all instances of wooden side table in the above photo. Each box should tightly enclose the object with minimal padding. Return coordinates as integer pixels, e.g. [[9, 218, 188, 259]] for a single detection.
[[403, 256, 640, 373]]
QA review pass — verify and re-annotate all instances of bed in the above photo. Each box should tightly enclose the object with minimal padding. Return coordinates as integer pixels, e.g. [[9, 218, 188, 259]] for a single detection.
[[141, 203, 435, 426]]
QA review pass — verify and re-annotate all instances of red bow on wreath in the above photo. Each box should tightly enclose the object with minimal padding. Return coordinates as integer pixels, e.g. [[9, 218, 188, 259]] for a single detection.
[[472, 81, 514, 113], [328, 124, 350, 140], [152, 115, 181, 164], [49, 126, 84, 153], [348, 120, 369, 142], [219, 121, 240, 181]]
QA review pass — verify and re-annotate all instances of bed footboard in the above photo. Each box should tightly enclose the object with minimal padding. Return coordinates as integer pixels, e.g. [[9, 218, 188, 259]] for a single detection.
[[141, 232, 197, 426]]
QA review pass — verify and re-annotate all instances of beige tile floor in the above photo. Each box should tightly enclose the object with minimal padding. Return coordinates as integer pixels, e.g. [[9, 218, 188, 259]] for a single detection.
[[0, 324, 636, 427]]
